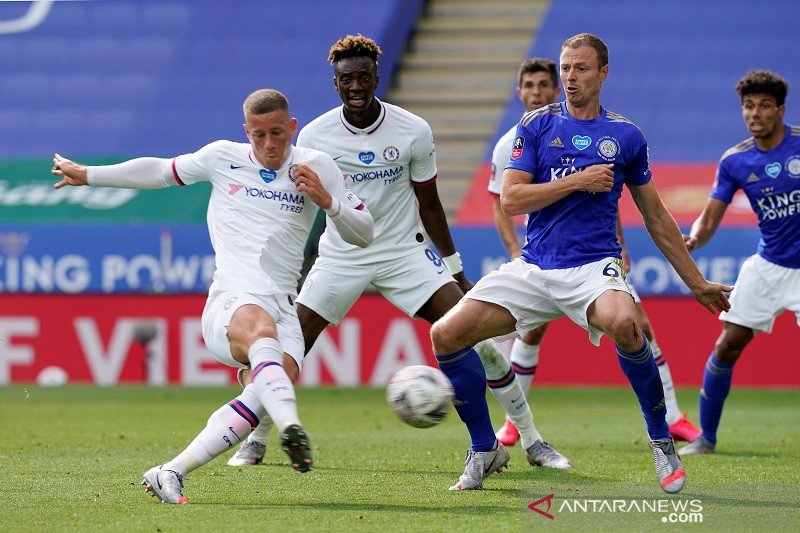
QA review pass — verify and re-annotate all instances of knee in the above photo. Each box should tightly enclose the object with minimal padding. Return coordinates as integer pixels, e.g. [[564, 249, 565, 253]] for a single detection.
[[606, 312, 641, 350], [229, 323, 276, 349], [430, 320, 459, 354], [714, 336, 746, 364]]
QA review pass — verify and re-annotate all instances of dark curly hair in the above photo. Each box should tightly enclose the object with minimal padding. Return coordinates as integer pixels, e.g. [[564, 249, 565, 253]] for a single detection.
[[328, 34, 382, 65], [736, 70, 788, 106]]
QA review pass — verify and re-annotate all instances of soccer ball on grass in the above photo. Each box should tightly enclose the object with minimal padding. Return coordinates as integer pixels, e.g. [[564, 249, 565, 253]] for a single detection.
[[386, 365, 454, 428]]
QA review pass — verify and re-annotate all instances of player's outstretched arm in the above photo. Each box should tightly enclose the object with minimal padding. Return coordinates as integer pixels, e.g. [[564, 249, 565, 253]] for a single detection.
[[683, 198, 728, 252], [52, 153, 175, 190], [629, 181, 733, 313], [414, 182, 472, 292]]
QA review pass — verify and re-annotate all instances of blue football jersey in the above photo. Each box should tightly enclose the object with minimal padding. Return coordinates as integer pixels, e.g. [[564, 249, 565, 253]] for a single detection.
[[711, 124, 800, 268], [505, 102, 651, 269]]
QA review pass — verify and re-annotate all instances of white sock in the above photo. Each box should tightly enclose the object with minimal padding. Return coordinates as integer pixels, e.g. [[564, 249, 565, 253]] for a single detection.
[[475, 340, 543, 449], [249, 337, 301, 432], [163, 386, 263, 476], [652, 340, 681, 424], [510, 338, 540, 395], [246, 415, 274, 445]]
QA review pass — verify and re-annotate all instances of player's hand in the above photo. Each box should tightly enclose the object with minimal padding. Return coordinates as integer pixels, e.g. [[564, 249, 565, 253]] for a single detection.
[[691, 281, 734, 314], [683, 234, 698, 252], [291, 164, 332, 209], [574, 163, 614, 193], [452, 271, 473, 294], [52, 153, 89, 188]]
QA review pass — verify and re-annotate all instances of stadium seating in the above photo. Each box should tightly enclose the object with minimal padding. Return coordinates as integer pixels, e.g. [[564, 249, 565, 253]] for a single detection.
[[491, 0, 800, 162], [0, 0, 423, 157]]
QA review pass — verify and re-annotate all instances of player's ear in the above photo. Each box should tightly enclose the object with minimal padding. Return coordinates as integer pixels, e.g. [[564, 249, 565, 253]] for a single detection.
[[290, 117, 298, 135], [599, 64, 609, 81], [243, 123, 250, 139]]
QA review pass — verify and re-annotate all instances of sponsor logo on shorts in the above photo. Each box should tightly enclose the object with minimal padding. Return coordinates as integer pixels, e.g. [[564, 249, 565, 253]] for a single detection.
[[224, 296, 238, 310]]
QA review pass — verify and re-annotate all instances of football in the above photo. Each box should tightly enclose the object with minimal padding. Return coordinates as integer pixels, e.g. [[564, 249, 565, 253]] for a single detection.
[[386, 365, 454, 428]]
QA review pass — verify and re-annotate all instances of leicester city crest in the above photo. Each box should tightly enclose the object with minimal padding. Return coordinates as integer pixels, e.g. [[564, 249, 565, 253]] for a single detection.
[[597, 136, 619, 161]]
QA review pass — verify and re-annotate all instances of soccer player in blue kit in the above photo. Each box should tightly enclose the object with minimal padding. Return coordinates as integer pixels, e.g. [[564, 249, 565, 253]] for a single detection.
[[681, 70, 800, 455], [430, 33, 733, 493]]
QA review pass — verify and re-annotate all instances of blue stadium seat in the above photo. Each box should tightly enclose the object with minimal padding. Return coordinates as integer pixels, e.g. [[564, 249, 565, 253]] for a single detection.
[[490, 0, 799, 162], [0, 0, 424, 157]]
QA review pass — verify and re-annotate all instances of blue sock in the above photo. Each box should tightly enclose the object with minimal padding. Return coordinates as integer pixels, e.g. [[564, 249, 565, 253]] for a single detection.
[[616, 338, 670, 440], [699, 353, 734, 443], [435, 347, 496, 452]]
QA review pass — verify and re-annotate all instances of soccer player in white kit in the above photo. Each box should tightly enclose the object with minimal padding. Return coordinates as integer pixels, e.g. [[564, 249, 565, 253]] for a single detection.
[[51, 89, 374, 504], [490, 60, 701, 447], [228, 35, 571, 483]]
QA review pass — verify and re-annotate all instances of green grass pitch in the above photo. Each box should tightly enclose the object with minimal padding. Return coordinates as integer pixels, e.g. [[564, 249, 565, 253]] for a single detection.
[[0, 386, 797, 532]]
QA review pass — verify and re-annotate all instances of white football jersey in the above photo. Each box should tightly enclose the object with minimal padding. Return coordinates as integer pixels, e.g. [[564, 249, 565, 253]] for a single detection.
[[297, 100, 437, 263], [487, 125, 516, 196], [173, 141, 363, 296]]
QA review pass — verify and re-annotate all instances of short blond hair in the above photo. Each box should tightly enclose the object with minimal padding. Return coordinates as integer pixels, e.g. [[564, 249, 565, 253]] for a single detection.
[[242, 89, 288, 116], [561, 33, 608, 68]]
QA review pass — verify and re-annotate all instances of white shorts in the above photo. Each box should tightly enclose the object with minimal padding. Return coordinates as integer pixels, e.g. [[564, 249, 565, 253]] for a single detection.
[[466, 257, 632, 346], [296, 243, 454, 325], [720, 254, 800, 333], [201, 290, 305, 369]]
